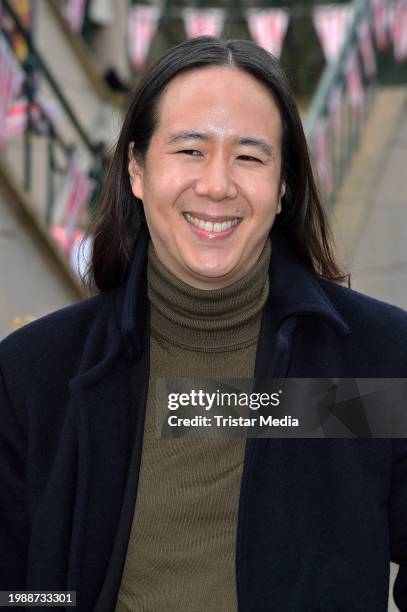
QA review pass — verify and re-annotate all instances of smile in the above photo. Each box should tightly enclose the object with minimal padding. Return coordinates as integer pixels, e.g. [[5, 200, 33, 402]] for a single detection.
[[183, 212, 242, 233]]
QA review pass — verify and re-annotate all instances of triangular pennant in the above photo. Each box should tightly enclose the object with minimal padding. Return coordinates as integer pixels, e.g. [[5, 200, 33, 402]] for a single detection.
[[313, 4, 354, 63], [345, 51, 365, 117], [371, 0, 391, 51], [0, 33, 24, 148], [55, 155, 94, 254], [182, 8, 225, 39], [127, 5, 162, 70], [64, 0, 87, 33], [246, 9, 289, 59], [392, 0, 407, 61]]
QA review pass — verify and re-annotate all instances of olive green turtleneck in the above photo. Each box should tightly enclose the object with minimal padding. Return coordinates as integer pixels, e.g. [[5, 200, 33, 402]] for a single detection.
[[115, 239, 271, 612]]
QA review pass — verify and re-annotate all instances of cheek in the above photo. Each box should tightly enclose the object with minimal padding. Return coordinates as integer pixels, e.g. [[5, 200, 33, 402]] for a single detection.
[[147, 167, 189, 201], [242, 181, 280, 216]]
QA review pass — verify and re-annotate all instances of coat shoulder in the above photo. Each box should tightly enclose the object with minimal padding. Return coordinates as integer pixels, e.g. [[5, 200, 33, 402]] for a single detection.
[[318, 279, 407, 345], [1, 292, 109, 358], [0, 292, 113, 394]]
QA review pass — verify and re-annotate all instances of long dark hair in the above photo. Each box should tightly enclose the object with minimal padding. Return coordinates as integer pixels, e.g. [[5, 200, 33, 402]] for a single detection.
[[82, 36, 347, 294]]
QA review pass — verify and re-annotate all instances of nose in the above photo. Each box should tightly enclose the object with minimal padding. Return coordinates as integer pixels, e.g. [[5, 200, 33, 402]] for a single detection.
[[194, 154, 239, 201]]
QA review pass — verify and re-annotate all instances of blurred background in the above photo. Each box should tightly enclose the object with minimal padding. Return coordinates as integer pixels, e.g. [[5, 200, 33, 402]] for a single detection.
[[0, 0, 405, 607]]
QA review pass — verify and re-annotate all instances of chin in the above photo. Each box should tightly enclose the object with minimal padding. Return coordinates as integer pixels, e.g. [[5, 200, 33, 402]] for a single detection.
[[186, 255, 237, 277]]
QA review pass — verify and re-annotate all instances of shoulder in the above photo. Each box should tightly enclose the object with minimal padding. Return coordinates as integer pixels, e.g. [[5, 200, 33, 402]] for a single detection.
[[318, 279, 407, 347], [1, 292, 109, 359], [0, 292, 113, 398], [319, 279, 407, 324]]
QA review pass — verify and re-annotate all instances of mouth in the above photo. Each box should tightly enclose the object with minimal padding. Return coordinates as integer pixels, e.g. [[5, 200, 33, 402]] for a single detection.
[[183, 212, 243, 234]]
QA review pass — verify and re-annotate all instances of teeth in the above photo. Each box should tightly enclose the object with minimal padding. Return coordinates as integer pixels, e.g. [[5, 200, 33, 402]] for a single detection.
[[184, 213, 241, 233]]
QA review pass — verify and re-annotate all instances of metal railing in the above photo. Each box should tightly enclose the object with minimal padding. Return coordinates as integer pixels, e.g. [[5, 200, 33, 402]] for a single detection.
[[304, 0, 379, 208], [0, 0, 107, 228]]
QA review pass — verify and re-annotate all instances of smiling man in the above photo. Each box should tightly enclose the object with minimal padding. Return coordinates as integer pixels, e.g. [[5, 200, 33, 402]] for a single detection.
[[1, 37, 407, 612]]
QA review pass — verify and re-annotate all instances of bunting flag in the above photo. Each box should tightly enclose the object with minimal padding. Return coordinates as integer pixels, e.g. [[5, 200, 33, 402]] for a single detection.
[[0, 33, 24, 147], [246, 9, 289, 58], [2, 96, 28, 141], [371, 0, 390, 51], [182, 8, 225, 39], [64, 0, 87, 33], [313, 4, 354, 63], [127, 5, 161, 69], [314, 117, 334, 196], [1, 92, 64, 143], [345, 51, 365, 117], [58, 156, 94, 255], [392, 0, 407, 61], [358, 20, 377, 78]]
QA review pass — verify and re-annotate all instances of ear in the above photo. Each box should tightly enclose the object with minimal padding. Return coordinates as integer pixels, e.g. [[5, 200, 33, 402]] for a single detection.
[[128, 142, 144, 201], [277, 179, 286, 215]]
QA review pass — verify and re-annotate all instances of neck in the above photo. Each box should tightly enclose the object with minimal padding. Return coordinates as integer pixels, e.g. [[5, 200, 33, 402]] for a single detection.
[[147, 239, 271, 351]]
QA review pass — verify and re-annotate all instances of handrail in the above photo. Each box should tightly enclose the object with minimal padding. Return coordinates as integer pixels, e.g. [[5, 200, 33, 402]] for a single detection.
[[2, 0, 100, 155], [305, 0, 369, 138], [304, 0, 377, 206], [0, 0, 108, 252]]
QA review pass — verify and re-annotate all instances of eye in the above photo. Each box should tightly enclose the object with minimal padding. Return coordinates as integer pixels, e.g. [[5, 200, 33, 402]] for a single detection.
[[238, 155, 262, 163], [178, 149, 203, 157]]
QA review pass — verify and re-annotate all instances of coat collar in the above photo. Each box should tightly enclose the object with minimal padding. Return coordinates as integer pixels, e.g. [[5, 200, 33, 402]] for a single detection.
[[114, 225, 350, 363]]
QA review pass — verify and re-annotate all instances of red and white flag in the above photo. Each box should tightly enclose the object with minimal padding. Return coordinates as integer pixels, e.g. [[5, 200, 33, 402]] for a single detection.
[[127, 4, 161, 70], [371, 0, 390, 51], [345, 51, 365, 117], [358, 20, 377, 78], [182, 8, 225, 39], [392, 0, 407, 61], [246, 9, 289, 58], [65, 0, 87, 33], [313, 4, 354, 63], [314, 117, 334, 196], [3, 96, 28, 141], [2, 92, 64, 143], [59, 156, 94, 255], [0, 34, 24, 146]]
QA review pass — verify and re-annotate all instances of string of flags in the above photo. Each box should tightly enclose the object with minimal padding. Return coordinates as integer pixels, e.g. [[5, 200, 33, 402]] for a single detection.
[[51, 154, 95, 257], [246, 8, 289, 59], [0, 32, 25, 148], [61, 0, 407, 71], [121, 0, 407, 70]]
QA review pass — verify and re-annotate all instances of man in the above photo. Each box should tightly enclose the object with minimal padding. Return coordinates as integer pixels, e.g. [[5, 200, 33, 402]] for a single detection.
[[1, 37, 407, 611]]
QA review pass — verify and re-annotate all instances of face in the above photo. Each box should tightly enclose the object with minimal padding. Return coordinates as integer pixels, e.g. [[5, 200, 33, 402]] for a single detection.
[[129, 66, 286, 289]]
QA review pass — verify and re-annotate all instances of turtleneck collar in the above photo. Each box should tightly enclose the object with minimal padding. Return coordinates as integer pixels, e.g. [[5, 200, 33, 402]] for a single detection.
[[147, 240, 271, 352]]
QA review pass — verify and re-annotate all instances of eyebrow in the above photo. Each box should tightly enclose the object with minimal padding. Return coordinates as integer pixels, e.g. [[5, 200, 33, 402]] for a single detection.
[[166, 130, 274, 158]]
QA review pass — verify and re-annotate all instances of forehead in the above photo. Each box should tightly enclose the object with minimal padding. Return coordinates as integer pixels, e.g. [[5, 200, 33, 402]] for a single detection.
[[155, 66, 283, 142]]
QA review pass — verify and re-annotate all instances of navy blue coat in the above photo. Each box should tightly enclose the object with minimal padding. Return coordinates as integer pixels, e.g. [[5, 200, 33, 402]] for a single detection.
[[1, 228, 407, 611]]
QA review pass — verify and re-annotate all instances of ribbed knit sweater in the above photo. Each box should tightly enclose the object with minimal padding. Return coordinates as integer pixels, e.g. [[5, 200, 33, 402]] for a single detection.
[[115, 239, 271, 611]]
